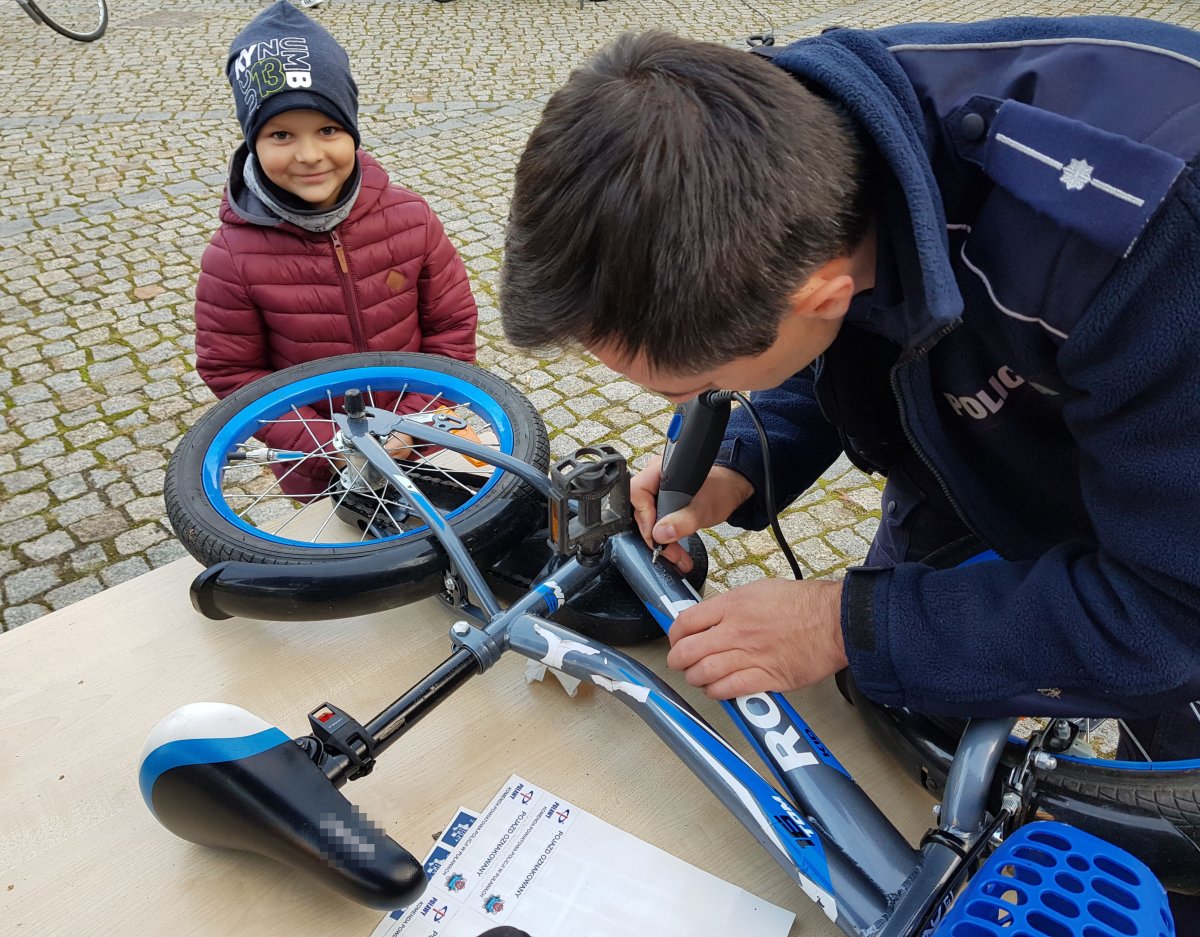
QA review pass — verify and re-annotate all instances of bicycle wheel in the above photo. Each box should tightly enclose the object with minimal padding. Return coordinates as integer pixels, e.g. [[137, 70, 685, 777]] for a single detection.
[[838, 674, 1200, 895], [24, 0, 107, 41], [165, 353, 549, 587]]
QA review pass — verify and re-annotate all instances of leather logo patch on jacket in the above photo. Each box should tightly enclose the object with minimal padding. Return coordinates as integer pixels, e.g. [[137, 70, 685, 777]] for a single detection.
[[387, 270, 406, 293]]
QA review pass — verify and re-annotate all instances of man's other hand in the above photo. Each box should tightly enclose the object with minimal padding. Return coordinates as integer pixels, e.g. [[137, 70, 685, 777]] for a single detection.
[[629, 456, 754, 572], [666, 579, 846, 698]]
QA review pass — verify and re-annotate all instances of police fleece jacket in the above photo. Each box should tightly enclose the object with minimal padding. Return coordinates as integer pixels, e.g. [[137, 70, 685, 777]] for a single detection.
[[194, 148, 478, 497], [715, 16, 1200, 719]]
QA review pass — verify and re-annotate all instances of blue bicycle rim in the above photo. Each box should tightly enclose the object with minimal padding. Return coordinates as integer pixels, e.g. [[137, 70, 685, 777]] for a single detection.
[[202, 365, 516, 549]]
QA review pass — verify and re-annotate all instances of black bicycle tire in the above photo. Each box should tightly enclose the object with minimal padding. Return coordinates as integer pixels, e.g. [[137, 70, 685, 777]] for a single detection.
[[165, 353, 549, 582], [840, 674, 1200, 894], [25, 0, 107, 41]]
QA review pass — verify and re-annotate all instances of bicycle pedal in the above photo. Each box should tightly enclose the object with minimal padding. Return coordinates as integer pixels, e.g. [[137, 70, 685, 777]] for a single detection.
[[484, 529, 708, 645]]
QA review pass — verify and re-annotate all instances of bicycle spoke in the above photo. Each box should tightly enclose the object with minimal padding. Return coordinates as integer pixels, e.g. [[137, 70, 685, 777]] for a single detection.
[[359, 496, 388, 543], [265, 492, 337, 537], [309, 471, 366, 542], [1117, 719, 1153, 761], [415, 393, 446, 415], [291, 405, 343, 471], [222, 492, 332, 501], [233, 434, 341, 520]]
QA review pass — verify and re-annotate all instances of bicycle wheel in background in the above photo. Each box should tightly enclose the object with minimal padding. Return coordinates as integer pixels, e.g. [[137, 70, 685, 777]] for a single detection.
[[23, 0, 107, 41], [165, 353, 549, 594], [838, 673, 1200, 896]]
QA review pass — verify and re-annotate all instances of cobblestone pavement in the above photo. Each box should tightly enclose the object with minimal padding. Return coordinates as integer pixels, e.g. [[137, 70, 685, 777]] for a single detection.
[[0, 0, 1196, 629]]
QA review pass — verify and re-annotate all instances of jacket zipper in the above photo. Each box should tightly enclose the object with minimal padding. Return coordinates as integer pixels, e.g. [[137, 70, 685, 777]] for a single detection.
[[887, 323, 997, 556], [330, 228, 367, 352]]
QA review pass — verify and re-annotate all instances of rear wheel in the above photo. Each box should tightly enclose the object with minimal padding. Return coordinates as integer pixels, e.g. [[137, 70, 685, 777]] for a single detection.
[[839, 674, 1200, 894]]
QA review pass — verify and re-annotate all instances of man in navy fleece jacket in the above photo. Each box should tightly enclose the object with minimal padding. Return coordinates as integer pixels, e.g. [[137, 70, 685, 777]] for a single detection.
[[500, 20, 1200, 751]]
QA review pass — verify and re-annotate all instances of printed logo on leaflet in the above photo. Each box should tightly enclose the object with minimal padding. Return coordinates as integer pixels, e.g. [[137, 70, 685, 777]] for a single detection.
[[509, 783, 536, 804], [545, 801, 570, 824], [232, 36, 313, 113], [445, 872, 467, 893], [445, 818, 473, 845], [420, 898, 448, 922], [424, 846, 450, 877], [484, 894, 505, 914]]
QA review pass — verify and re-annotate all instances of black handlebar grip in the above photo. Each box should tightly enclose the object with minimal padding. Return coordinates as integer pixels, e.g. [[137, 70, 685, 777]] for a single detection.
[[140, 703, 425, 909]]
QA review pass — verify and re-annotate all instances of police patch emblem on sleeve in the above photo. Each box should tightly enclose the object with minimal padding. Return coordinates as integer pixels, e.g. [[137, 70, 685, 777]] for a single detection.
[[982, 100, 1185, 257]]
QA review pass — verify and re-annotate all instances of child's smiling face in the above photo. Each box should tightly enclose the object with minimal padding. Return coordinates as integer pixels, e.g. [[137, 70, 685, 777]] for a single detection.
[[255, 108, 356, 210]]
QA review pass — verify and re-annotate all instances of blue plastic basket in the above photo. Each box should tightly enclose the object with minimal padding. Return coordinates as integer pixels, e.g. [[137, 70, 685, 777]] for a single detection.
[[936, 821, 1174, 937]]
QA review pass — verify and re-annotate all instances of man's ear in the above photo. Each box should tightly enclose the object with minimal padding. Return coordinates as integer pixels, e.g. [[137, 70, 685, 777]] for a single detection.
[[786, 258, 856, 322]]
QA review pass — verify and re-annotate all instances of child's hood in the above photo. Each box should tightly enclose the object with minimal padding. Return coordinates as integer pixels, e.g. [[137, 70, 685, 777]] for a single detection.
[[223, 142, 283, 227], [220, 143, 386, 230]]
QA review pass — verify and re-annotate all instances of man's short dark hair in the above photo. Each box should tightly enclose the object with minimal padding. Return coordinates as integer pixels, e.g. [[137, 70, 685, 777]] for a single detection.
[[501, 31, 871, 374]]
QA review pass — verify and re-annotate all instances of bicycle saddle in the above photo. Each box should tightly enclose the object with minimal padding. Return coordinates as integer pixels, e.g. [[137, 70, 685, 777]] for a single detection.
[[139, 702, 425, 909]]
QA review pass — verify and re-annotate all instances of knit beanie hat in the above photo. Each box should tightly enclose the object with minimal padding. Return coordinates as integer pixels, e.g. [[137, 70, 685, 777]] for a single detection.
[[226, 1, 360, 150]]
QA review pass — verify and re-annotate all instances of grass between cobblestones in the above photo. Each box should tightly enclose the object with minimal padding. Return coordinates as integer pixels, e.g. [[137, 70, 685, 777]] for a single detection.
[[1, 0, 1195, 629]]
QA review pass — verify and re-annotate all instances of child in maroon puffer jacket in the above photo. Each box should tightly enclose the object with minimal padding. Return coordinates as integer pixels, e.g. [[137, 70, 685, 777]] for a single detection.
[[195, 1, 478, 499]]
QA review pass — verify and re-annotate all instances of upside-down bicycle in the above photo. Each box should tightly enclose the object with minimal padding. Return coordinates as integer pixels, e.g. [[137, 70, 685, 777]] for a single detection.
[[140, 351, 1189, 935]]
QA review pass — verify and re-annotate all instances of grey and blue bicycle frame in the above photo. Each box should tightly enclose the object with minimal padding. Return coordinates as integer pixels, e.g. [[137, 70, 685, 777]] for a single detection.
[[321, 408, 1015, 936]]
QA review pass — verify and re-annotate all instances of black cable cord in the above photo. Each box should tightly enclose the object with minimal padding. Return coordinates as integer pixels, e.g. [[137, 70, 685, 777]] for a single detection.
[[912, 809, 1012, 934], [729, 391, 804, 580]]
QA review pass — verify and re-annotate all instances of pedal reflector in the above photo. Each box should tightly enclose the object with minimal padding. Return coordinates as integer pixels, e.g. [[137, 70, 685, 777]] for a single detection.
[[938, 821, 1174, 936]]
